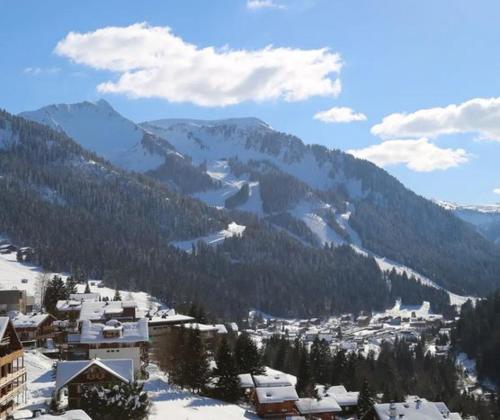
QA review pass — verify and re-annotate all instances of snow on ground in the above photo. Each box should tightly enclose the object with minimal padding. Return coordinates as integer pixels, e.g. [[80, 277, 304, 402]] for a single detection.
[[171, 222, 246, 252], [145, 364, 258, 420], [23, 350, 55, 410], [291, 201, 345, 247]]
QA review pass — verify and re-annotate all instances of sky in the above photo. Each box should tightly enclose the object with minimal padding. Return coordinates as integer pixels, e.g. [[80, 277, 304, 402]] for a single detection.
[[1, 0, 500, 204]]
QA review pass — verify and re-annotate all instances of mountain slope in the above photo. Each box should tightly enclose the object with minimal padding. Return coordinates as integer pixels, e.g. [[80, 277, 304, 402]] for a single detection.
[[142, 118, 500, 296], [20, 101, 214, 193], [2, 109, 452, 318], [438, 201, 500, 245]]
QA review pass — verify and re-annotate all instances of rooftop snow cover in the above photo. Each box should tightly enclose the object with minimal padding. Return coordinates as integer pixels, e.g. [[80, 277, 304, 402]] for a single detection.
[[68, 293, 100, 302], [253, 372, 293, 387], [55, 359, 133, 393], [324, 385, 359, 406], [295, 397, 342, 414], [148, 314, 194, 325], [80, 318, 149, 344], [238, 373, 255, 388], [182, 323, 219, 332], [374, 399, 456, 420], [11, 312, 51, 328], [78, 300, 141, 321], [255, 385, 298, 404], [56, 300, 83, 312], [12, 410, 93, 420]]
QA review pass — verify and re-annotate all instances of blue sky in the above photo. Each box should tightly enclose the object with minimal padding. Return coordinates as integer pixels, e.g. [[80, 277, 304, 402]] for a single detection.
[[1, 0, 500, 204]]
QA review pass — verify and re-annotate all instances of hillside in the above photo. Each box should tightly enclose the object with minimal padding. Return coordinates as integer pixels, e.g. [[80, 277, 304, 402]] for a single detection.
[[0, 110, 451, 318], [142, 117, 500, 296]]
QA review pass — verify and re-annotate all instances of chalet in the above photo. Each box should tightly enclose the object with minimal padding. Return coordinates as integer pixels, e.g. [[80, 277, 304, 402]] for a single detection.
[[0, 245, 17, 255], [10, 313, 56, 347], [373, 399, 463, 420], [78, 300, 139, 324], [0, 291, 32, 315], [78, 319, 149, 375], [147, 312, 194, 346], [0, 317, 26, 418], [254, 385, 299, 417], [295, 397, 342, 420], [322, 385, 359, 414], [54, 359, 133, 410]]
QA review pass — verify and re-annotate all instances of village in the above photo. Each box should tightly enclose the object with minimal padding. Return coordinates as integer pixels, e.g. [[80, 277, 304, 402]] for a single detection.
[[0, 242, 471, 419]]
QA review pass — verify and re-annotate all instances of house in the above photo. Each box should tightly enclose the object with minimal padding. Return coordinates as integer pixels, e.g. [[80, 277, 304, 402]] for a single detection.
[[295, 397, 341, 420], [373, 399, 463, 420], [78, 300, 140, 324], [147, 312, 194, 346], [0, 291, 32, 315], [322, 385, 359, 414], [0, 245, 17, 255], [78, 319, 149, 375], [54, 359, 133, 410], [254, 385, 299, 418], [10, 313, 56, 347], [0, 317, 27, 419], [253, 372, 293, 388]]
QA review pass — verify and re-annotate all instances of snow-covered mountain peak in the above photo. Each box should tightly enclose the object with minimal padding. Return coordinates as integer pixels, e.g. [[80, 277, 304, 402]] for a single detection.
[[146, 117, 270, 130]]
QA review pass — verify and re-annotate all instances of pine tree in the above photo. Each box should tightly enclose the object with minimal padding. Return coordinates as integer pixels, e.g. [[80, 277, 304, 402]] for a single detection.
[[214, 336, 240, 402], [113, 287, 122, 301], [357, 379, 375, 418], [65, 276, 77, 295], [295, 344, 313, 397], [310, 337, 331, 385], [84, 282, 91, 294], [43, 275, 69, 314], [235, 332, 264, 375], [183, 328, 209, 393]]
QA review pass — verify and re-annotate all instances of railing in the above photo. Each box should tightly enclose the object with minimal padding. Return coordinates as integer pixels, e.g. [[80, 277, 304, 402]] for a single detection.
[[0, 382, 26, 406], [0, 367, 26, 389]]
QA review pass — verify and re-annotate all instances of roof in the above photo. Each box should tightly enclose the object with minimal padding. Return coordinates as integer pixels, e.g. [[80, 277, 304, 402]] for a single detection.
[[434, 402, 463, 420], [253, 372, 293, 387], [80, 319, 149, 344], [11, 312, 52, 329], [56, 300, 82, 312], [0, 317, 10, 340], [374, 399, 448, 420], [79, 300, 141, 321], [182, 323, 219, 332], [255, 385, 298, 404], [214, 324, 228, 334], [68, 293, 100, 302], [38, 410, 92, 420], [238, 373, 255, 388], [55, 359, 134, 392], [295, 397, 342, 414], [148, 314, 194, 325], [324, 385, 359, 406]]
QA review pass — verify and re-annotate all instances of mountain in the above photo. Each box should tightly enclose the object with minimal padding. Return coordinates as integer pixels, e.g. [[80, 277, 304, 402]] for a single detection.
[[20, 101, 214, 193], [3, 109, 450, 318], [141, 118, 500, 296], [19, 101, 500, 300], [437, 201, 500, 245]]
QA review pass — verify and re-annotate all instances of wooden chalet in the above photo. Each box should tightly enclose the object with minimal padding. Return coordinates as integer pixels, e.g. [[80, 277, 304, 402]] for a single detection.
[[0, 317, 26, 418], [11, 313, 56, 347]]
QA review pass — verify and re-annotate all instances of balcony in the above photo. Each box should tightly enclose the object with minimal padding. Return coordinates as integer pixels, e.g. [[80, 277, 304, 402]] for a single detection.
[[0, 382, 26, 406], [0, 367, 26, 389]]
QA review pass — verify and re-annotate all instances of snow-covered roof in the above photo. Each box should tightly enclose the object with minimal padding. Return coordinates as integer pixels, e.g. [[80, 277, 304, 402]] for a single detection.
[[295, 397, 342, 414], [12, 410, 92, 420], [55, 359, 134, 392], [324, 385, 359, 406], [433, 402, 462, 420], [255, 385, 298, 404], [79, 300, 141, 321], [80, 318, 149, 344], [56, 300, 82, 312], [374, 399, 448, 420], [0, 317, 10, 340], [214, 324, 228, 334], [238, 373, 255, 388], [11, 312, 52, 329], [148, 314, 194, 325], [229, 322, 238, 332], [253, 372, 293, 387]]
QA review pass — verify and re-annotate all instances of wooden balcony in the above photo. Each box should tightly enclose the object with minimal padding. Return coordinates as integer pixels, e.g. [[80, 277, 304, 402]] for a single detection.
[[0, 382, 26, 406], [0, 349, 23, 367], [0, 367, 26, 389]]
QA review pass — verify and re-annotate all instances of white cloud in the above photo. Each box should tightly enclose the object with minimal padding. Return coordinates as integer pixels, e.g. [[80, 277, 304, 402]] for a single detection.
[[23, 67, 60, 76], [54, 23, 341, 107], [371, 97, 500, 141], [314, 106, 366, 123], [348, 138, 470, 172], [493, 188, 500, 195], [247, 0, 286, 9]]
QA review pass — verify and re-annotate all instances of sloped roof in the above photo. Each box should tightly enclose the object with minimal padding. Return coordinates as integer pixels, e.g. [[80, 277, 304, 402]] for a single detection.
[[255, 385, 298, 404], [0, 317, 10, 340], [295, 397, 342, 414], [55, 359, 134, 392], [80, 318, 149, 344], [374, 399, 448, 420]]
